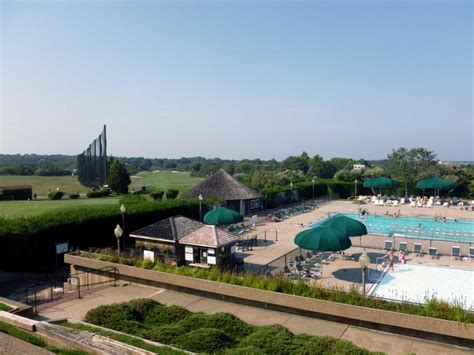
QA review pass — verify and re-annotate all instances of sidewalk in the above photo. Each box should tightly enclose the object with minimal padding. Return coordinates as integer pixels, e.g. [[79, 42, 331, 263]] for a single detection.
[[37, 284, 472, 355]]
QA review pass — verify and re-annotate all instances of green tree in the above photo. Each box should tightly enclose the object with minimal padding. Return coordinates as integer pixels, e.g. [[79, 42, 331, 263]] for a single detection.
[[107, 160, 131, 193], [387, 147, 437, 196]]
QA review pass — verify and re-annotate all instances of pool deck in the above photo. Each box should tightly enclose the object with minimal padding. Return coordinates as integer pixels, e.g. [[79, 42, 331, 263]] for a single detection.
[[237, 200, 474, 292]]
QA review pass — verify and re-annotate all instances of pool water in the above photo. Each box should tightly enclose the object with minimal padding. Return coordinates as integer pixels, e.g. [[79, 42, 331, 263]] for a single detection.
[[341, 213, 474, 242], [370, 264, 474, 310]]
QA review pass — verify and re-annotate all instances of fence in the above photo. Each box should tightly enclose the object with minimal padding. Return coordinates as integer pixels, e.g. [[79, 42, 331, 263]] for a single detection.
[[389, 226, 474, 244]]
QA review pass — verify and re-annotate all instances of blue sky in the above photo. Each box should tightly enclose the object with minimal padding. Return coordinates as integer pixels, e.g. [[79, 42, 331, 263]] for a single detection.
[[1, 0, 472, 161]]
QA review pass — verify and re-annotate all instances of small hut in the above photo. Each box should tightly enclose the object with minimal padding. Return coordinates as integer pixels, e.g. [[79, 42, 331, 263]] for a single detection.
[[183, 169, 263, 216], [129, 216, 204, 265], [179, 225, 240, 269], [0, 185, 32, 200]]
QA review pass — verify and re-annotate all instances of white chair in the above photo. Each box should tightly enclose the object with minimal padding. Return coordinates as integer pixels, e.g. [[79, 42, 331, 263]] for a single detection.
[[392, 200, 399, 207], [410, 201, 416, 208], [426, 199, 433, 208], [451, 246, 461, 260]]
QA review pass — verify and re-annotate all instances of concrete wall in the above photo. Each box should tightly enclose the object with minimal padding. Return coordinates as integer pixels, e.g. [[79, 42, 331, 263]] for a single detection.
[[64, 253, 474, 346], [0, 296, 34, 318]]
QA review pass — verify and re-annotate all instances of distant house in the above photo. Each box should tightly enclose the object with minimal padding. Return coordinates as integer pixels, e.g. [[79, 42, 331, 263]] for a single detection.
[[183, 169, 263, 216], [352, 164, 366, 172], [0, 185, 32, 200], [129, 215, 239, 268]]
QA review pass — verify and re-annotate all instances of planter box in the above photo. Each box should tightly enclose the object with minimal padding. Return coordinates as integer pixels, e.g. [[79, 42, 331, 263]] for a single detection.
[[64, 254, 474, 346]]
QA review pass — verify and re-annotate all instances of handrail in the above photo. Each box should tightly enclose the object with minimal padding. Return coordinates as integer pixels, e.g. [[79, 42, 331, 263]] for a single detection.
[[69, 265, 120, 288]]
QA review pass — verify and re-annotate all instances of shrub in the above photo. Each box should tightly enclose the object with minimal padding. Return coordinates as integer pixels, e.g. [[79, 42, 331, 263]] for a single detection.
[[205, 313, 254, 340], [69, 193, 80, 199], [220, 346, 265, 355], [119, 194, 146, 206], [238, 325, 294, 355], [85, 303, 136, 326], [175, 328, 234, 353], [165, 189, 179, 199], [0, 193, 4, 201], [101, 188, 111, 196], [150, 191, 164, 201], [86, 191, 103, 198], [142, 324, 187, 344], [128, 299, 161, 322], [144, 304, 190, 326], [177, 312, 209, 331], [48, 191, 64, 200]]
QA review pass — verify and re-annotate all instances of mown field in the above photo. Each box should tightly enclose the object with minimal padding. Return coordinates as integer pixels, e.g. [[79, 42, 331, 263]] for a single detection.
[[129, 171, 203, 195], [0, 171, 203, 218]]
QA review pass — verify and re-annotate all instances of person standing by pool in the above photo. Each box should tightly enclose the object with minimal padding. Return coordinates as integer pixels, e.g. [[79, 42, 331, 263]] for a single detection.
[[398, 250, 406, 265], [384, 250, 395, 272]]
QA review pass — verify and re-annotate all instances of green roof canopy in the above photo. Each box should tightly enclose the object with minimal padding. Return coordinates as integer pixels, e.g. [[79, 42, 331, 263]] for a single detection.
[[416, 177, 455, 190], [363, 176, 396, 188], [204, 207, 243, 225], [294, 226, 352, 251], [321, 215, 368, 237]]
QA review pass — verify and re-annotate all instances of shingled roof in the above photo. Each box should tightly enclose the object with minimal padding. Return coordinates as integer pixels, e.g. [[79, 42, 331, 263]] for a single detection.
[[130, 216, 204, 242], [183, 169, 262, 200], [179, 225, 240, 248]]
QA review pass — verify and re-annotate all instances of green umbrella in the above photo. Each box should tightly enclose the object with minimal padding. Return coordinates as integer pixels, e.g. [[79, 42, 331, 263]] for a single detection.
[[204, 207, 243, 225], [416, 177, 455, 197], [322, 214, 367, 247], [321, 215, 367, 237], [363, 176, 396, 195], [294, 226, 352, 251]]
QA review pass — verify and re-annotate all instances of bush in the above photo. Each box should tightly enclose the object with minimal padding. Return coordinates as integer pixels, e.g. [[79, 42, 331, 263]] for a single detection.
[[142, 324, 187, 344], [101, 188, 111, 196], [175, 328, 234, 353], [128, 298, 161, 322], [205, 313, 254, 340], [86, 191, 103, 198], [0, 193, 4, 201], [143, 304, 190, 326], [165, 189, 179, 199], [69, 193, 80, 199], [150, 191, 164, 201], [119, 194, 146, 206], [177, 312, 209, 331], [220, 346, 265, 355], [238, 325, 294, 355], [47, 191, 64, 200]]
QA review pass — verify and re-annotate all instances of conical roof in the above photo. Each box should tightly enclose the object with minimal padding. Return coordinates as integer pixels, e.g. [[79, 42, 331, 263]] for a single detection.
[[129, 216, 204, 242], [183, 169, 262, 200], [179, 225, 240, 247]]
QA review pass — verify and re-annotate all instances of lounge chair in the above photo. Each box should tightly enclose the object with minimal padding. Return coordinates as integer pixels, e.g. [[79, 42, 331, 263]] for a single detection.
[[384, 240, 393, 251], [469, 247, 474, 262], [392, 200, 399, 207], [399, 242, 407, 253], [413, 243, 423, 256], [428, 247, 438, 259], [410, 201, 416, 208], [451, 246, 461, 260], [426, 199, 433, 208]]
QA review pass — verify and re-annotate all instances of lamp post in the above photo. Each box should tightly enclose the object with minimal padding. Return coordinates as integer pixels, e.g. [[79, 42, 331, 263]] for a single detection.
[[354, 179, 358, 199], [198, 194, 203, 221], [359, 249, 369, 296], [114, 224, 123, 256], [120, 204, 126, 249], [312, 178, 315, 200], [290, 181, 293, 204]]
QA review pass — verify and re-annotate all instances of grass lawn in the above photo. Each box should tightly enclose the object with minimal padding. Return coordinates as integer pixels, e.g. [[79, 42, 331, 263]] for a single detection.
[[0, 197, 121, 218], [0, 175, 88, 197], [0, 302, 13, 312], [130, 171, 203, 196]]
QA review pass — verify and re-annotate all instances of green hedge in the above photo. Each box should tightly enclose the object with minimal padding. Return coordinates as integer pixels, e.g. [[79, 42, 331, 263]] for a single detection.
[[86, 191, 103, 198], [150, 191, 165, 201], [0, 199, 212, 271], [48, 191, 64, 200], [78, 250, 474, 323], [69, 193, 80, 199], [80, 299, 376, 354], [165, 189, 179, 199]]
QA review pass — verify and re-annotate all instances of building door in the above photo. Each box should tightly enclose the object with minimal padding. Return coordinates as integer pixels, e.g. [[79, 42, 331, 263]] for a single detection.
[[239, 200, 245, 216], [199, 249, 208, 264]]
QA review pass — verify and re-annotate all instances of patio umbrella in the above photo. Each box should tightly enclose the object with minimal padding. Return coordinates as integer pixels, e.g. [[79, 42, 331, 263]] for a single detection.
[[416, 177, 455, 196], [321, 215, 367, 246], [363, 176, 396, 195], [204, 207, 243, 225], [294, 226, 352, 252]]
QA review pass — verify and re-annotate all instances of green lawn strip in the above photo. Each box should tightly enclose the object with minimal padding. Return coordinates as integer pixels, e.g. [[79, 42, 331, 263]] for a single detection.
[[79, 251, 474, 323], [0, 302, 13, 311], [130, 171, 203, 197], [56, 320, 186, 355], [0, 321, 84, 354]]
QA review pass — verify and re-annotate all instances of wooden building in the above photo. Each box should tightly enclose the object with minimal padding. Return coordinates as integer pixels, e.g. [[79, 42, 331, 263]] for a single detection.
[[183, 169, 263, 216], [0, 185, 33, 200]]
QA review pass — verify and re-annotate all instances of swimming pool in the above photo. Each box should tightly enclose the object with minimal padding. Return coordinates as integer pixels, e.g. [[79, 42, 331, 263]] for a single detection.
[[369, 264, 474, 310], [333, 213, 474, 242]]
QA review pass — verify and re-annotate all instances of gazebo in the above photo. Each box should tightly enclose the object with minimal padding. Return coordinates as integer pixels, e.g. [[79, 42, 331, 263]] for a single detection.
[[183, 169, 263, 216]]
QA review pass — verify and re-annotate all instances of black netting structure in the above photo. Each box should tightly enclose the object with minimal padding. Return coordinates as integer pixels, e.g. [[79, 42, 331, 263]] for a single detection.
[[77, 125, 107, 188]]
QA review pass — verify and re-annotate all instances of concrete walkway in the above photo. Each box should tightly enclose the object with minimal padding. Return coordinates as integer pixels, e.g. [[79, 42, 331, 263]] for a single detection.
[[0, 332, 53, 354], [38, 284, 472, 355]]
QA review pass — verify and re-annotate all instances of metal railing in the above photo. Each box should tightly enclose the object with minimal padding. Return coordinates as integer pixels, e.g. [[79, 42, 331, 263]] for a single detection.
[[389, 226, 474, 244]]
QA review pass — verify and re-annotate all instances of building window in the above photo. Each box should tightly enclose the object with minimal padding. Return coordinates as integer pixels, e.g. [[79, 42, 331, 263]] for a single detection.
[[250, 199, 261, 209]]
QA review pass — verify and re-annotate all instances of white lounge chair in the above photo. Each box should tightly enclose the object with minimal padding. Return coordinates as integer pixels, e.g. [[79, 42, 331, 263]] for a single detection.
[[410, 201, 416, 208], [426, 199, 433, 208], [451, 246, 461, 260]]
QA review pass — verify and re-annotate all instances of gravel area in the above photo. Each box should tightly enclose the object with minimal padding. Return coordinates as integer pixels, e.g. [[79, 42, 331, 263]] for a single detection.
[[0, 332, 52, 354]]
